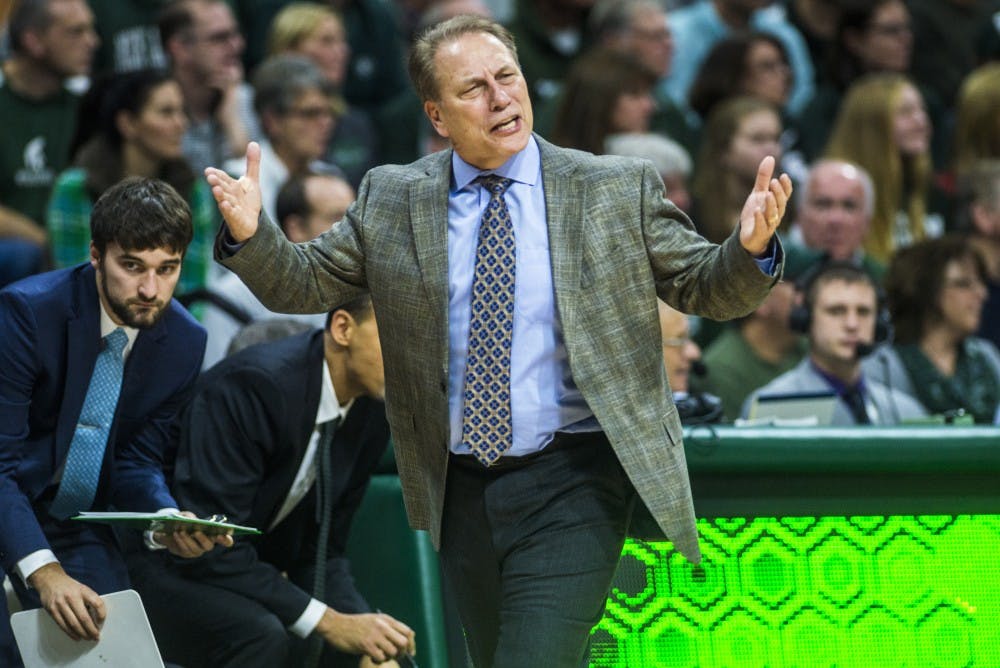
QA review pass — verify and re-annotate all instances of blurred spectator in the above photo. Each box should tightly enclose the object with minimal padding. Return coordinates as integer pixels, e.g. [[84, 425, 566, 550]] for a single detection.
[[658, 300, 724, 424], [824, 73, 944, 264], [199, 172, 354, 369], [159, 0, 257, 174], [336, 0, 409, 114], [907, 0, 1000, 110], [866, 236, 1000, 424], [226, 55, 339, 222], [692, 247, 811, 421], [785, 0, 841, 70], [692, 95, 782, 244], [794, 0, 947, 167], [951, 63, 1000, 184], [687, 30, 792, 122], [788, 159, 885, 282], [0, 0, 98, 285], [605, 132, 692, 213], [267, 2, 378, 188], [550, 48, 656, 155], [46, 69, 217, 297], [505, 0, 595, 105], [661, 0, 814, 119], [87, 0, 168, 75], [745, 261, 926, 425], [960, 160, 1000, 348], [589, 0, 697, 154], [374, 0, 493, 165]]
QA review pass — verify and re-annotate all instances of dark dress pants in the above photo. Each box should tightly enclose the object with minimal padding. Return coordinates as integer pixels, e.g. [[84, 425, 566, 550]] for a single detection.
[[127, 549, 366, 668], [438, 432, 634, 668]]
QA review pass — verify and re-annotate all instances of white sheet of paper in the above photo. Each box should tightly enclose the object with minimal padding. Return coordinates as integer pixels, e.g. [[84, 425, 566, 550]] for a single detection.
[[10, 589, 164, 668]]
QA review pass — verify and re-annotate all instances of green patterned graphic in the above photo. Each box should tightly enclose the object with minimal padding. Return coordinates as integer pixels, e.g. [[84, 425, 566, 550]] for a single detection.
[[592, 515, 1000, 667]]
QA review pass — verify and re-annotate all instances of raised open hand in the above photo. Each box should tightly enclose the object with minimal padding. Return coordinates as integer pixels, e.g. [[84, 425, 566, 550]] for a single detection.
[[204, 142, 262, 243], [738, 156, 793, 257]]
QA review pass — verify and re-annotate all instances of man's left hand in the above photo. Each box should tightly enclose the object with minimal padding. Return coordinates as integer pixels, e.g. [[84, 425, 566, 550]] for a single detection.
[[154, 511, 234, 558], [738, 156, 793, 257]]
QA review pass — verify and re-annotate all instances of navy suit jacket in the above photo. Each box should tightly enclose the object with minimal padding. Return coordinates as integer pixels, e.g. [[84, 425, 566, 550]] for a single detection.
[[0, 263, 206, 572], [158, 330, 389, 625]]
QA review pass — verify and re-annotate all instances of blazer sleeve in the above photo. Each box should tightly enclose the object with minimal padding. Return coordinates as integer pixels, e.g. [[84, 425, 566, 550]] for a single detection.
[[169, 368, 313, 625], [0, 290, 53, 569]]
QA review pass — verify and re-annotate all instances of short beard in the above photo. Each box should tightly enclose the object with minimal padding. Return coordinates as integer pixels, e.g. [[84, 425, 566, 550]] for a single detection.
[[100, 265, 166, 329]]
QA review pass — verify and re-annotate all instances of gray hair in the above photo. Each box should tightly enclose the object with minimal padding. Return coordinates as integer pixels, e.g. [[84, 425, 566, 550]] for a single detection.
[[589, 0, 663, 41], [799, 159, 876, 219], [251, 54, 334, 117], [408, 14, 518, 103], [605, 133, 692, 177]]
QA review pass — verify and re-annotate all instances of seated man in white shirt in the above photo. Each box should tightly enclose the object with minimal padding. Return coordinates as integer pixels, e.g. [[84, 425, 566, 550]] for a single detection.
[[126, 296, 416, 668]]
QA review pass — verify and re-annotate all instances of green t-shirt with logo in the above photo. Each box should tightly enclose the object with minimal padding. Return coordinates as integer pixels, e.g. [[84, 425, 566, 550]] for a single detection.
[[0, 81, 80, 227]]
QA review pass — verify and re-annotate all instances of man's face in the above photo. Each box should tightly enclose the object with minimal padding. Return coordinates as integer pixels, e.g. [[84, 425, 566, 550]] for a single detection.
[[800, 165, 869, 261], [186, 1, 244, 87], [288, 176, 355, 242], [809, 279, 877, 374], [31, 0, 98, 78], [91, 243, 183, 329], [658, 302, 701, 394], [423, 31, 533, 170], [267, 89, 335, 166], [852, 0, 912, 73], [343, 313, 386, 400], [625, 6, 673, 79]]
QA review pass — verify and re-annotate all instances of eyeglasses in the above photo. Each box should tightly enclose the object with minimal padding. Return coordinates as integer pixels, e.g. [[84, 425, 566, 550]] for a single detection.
[[868, 22, 911, 38], [285, 106, 335, 121], [662, 336, 694, 348], [943, 277, 986, 291], [196, 28, 243, 46]]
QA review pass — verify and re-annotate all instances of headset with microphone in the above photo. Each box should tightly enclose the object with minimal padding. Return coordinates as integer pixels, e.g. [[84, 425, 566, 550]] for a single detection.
[[787, 259, 893, 350]]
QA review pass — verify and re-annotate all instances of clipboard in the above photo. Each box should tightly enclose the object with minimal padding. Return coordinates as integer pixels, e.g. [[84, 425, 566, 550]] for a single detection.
[[72, 511, 261, 536], [10, 589, 164, 667]]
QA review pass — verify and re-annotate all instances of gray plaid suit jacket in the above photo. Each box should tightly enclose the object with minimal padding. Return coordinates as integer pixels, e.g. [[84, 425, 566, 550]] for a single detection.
[[218, 135, 779, 563]]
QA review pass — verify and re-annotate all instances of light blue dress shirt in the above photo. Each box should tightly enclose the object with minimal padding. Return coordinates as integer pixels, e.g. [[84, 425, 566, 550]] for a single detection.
[[447, 137, 595, 456], [446, 137, 779, 456]]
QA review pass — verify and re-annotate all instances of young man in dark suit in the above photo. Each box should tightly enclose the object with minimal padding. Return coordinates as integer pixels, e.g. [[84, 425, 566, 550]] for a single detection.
[[0, 177, 229, 664], [126, 296, 415, 668]]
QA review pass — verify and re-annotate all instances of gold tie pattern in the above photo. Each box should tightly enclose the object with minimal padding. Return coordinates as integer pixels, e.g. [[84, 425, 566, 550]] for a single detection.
[[462, 175, 516, 466]]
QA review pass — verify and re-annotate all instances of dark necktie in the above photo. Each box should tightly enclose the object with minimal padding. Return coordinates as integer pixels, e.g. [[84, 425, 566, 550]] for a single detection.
[[461, 175, 516, 466], [842, 387, 872, 425], [50, 328, 128, 519], [305, 418, 339, 667]]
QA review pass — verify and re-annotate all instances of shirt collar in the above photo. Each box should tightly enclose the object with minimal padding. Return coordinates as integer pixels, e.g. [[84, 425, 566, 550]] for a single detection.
[[451, 135, 540, 192], [318, 357, 353, 425], [98, 299, 139, 357], [809, 359, 867, 398]]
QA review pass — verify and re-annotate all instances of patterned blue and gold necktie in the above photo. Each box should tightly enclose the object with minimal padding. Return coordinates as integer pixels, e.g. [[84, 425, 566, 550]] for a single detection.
[[462, 175, 516, 466], [50, 327, 128, 519]]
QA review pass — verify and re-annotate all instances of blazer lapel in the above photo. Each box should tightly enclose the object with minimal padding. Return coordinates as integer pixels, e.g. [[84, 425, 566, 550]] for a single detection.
[[537, 137, 585, 310], [409, 150, 452, 330], [56, 267, 102, 461]]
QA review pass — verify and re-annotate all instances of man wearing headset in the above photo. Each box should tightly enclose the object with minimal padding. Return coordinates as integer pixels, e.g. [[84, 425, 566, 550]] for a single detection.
[[742, 261, 925, 424]]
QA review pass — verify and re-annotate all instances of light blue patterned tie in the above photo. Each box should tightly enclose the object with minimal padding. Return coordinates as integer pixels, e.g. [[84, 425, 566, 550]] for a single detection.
[[50, 328, 128, 519], [462, 175, 516, 466]]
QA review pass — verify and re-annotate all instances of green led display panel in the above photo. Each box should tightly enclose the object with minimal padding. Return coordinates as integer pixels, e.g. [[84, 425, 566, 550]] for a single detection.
[[592, 515, 1000, 667]]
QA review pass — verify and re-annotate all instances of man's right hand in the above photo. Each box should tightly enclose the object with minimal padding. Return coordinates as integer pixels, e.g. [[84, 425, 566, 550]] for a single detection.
[[315, 608, 416, 663], [205, 141, 262, 243], [28, 563, 105, 641]]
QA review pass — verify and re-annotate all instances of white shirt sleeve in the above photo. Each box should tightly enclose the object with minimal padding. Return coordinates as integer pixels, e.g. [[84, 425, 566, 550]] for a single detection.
[[289, 598, 327, 638], [15, 549, 59, 586]]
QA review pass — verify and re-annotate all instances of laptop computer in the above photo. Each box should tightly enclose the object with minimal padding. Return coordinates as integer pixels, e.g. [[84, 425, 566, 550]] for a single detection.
[[746, 390, 839, 426], [10, 589, 164, 667]]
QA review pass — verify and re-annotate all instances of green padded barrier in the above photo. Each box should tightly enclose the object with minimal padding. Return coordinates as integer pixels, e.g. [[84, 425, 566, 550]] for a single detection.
[[594, 426, 1000, 667], [345, 475, 449, 667]]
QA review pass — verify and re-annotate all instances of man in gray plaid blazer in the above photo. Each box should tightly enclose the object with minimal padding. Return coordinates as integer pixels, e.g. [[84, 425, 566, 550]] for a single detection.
[[207, 15, 792, 668]]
